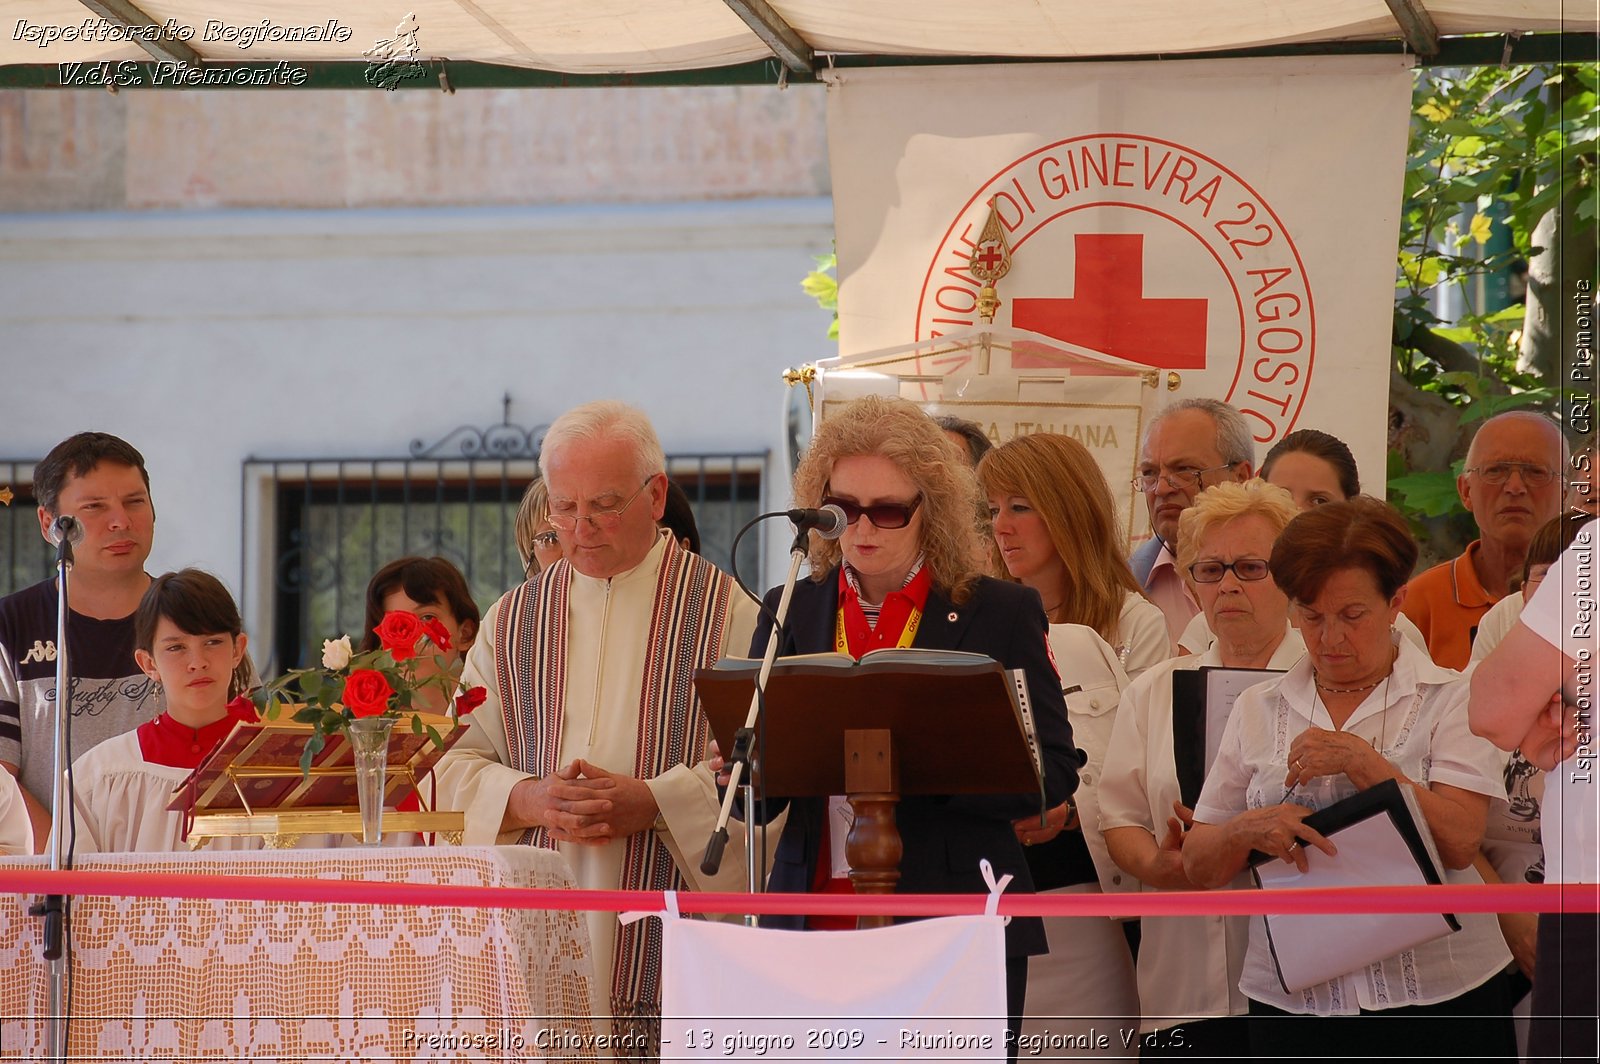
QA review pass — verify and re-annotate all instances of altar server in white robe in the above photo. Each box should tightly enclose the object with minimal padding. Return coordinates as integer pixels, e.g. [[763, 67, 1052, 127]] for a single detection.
[[69, 569, 261, 854], [435, 400, 758, 1052]]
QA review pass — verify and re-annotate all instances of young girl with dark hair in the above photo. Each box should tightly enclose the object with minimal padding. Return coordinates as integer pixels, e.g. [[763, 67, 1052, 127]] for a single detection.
[[360, 557, 480, 713], [69, 569, 258, 853]]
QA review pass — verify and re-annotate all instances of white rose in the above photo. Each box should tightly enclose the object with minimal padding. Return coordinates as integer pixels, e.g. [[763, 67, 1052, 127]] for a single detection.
[[321, 635, 353, 670]]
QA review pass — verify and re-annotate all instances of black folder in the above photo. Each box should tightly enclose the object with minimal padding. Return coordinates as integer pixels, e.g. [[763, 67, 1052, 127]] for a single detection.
[[1170, 665, 1284, 808], [1247, 779, 1461, 992]]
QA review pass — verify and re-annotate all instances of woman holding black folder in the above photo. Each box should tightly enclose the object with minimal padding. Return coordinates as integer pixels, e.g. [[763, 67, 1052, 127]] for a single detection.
[[1182, 497, 1514, 1059], [745, 395, 1080, 1053], [1098, 478, 1304, 1057]]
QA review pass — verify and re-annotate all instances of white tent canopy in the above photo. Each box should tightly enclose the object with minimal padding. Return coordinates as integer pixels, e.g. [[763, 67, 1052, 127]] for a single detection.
[[3, 0, 1594, 73]]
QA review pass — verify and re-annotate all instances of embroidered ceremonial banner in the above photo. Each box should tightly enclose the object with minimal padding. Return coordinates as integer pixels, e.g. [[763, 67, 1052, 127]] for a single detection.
[[815, 332, 1158, 544], [825, 56, 1414, 490]]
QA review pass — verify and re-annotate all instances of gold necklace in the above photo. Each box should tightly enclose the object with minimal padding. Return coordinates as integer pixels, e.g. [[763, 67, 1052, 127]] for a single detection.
[[1313, 673, 1386, 694], [1313, 644, 1397, 695]]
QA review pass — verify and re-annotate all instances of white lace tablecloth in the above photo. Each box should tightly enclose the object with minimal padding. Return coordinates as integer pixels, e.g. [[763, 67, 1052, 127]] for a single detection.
[[0, 846, 596, 1060]]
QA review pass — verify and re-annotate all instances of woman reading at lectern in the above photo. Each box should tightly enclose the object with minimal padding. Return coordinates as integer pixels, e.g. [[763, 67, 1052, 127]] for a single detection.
[[743, 395, 1079, 1045]]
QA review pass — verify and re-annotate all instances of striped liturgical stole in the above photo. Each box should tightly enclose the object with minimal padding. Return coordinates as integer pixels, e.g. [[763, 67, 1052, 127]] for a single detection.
[[491, 536, 738, 1055]]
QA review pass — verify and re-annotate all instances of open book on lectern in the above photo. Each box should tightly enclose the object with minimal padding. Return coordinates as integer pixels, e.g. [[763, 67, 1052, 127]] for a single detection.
[[700, 649, 1045, 810]]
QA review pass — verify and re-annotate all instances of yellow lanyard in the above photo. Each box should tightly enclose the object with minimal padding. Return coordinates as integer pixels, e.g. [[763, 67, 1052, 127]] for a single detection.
[[835, 603, 922, 657]]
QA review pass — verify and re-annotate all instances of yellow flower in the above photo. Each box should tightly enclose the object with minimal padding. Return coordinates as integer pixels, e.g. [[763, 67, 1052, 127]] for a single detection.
[[1468, 213, 1493, 245]]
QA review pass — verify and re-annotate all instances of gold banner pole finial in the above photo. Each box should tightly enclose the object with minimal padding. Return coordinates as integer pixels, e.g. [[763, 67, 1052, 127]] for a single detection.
[[0, 486, 12, 507], [969, 198, 1013, 326], [782, 364, 817, 411]]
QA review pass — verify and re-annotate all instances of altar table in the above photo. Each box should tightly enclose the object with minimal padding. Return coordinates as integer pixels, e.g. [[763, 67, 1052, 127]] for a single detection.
[[0, 846, 596, 1061]]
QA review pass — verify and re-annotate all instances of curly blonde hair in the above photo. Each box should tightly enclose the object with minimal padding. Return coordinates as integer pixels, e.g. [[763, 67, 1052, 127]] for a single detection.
[[1175, 479, 1300, 591], [975, 433, 1139, 642], [793, 395, 983, 603]]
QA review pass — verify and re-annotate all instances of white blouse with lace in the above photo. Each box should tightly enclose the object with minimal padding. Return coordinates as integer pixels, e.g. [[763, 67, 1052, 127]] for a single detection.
[[1193, 638, 1511, 1014]]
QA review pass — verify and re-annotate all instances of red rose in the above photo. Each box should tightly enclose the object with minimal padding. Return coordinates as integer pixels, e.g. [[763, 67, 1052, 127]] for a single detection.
[[419, 617, 452, 653], [373, 611, 425, 661], [342, 669, 396, 718], [454, 686, 488, 717]]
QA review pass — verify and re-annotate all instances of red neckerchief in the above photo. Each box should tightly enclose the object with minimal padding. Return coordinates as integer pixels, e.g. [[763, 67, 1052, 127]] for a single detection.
[[810, 564, 933, 929], [137, 695, 258, 770], [835, 564, 933, 660]]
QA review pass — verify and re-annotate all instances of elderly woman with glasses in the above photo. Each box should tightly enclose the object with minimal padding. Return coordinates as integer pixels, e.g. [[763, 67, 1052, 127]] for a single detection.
[[1177, 431, 1428, 656], [513, 477, 564, 578], [1097, 480, 1304, 1057], [749, 395, 1079, 1047], [1181, 497, 1514, 1059]]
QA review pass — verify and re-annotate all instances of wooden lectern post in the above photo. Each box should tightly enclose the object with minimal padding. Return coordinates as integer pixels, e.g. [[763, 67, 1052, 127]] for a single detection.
[[844, 728, 901, 927]]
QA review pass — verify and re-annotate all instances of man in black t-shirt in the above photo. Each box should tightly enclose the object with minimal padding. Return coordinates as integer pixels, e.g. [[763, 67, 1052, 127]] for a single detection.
[[0, 432, 160, 852]]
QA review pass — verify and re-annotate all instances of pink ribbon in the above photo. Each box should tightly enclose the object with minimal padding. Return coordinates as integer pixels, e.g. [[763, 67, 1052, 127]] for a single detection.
[[1, 867, 1595, 916]]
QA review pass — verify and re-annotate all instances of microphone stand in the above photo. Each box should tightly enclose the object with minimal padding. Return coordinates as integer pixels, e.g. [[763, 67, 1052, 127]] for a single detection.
[[29, 525, 75, 1062], [702, 521, 812, 927]]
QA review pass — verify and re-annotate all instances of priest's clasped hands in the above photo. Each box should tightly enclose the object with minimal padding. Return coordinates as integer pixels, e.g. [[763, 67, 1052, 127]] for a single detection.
[[504, 759, 661, 843]]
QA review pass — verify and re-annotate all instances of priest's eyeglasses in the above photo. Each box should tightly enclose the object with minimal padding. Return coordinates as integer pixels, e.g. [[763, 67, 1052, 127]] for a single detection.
[[1188, 558, 1271, 583], [547, 477, 653, 532], [1464, 462, 1560, 488], [820, 494, 923, 529]]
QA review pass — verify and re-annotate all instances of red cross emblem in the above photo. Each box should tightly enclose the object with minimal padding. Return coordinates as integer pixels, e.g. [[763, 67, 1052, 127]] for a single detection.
[[1015, 233, 1207, 369]]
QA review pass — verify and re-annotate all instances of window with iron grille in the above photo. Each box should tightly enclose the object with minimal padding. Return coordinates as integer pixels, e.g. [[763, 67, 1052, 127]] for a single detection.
[[245, 447, 767, 671], [0, 462, 51, 597]]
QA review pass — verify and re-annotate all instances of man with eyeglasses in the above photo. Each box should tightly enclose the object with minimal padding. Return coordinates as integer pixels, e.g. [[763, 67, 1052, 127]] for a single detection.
[[1129, 399, 1256, 643], [435, 400, 759, 1050], [1401, 411, 1568, 670]]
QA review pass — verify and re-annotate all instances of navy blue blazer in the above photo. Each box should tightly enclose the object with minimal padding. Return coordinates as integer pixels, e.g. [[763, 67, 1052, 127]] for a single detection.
[[746, 569, 1080, 957]]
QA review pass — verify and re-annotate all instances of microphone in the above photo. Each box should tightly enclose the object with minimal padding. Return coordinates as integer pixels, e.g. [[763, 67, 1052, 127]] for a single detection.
[[46, 515, 84, 548], [786, 504, 847, 540]]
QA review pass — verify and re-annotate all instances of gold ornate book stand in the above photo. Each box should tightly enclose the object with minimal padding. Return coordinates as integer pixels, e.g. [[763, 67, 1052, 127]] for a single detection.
[[168, 712, 467, 848]]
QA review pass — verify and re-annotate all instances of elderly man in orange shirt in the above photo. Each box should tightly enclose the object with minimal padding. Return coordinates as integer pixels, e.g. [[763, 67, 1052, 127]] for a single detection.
[[1401, 411, 1567, 669]]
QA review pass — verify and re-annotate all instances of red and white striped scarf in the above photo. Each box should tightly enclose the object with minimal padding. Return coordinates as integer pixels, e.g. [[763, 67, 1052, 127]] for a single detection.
[[492, 535, 738, 1052]]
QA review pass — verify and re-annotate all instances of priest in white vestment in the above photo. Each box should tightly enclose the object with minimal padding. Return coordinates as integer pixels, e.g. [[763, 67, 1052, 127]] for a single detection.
[[435, 401, 758, 1054]]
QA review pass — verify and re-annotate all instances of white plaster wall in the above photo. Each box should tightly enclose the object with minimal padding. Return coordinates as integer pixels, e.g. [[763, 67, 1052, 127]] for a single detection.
[[0, 198, 836, 640]]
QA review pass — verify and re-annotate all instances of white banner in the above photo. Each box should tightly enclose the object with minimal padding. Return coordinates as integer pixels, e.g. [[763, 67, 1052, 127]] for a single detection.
[[660, 915, 1007, 1061], [826, 56, 1414, 489]]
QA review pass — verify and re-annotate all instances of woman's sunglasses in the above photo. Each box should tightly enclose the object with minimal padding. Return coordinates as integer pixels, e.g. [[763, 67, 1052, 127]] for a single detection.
[[820, 494, 923, 530]]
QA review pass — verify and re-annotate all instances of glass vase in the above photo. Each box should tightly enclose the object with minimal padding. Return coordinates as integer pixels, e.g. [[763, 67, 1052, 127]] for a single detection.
[[348, 716, 395, 846]]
